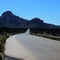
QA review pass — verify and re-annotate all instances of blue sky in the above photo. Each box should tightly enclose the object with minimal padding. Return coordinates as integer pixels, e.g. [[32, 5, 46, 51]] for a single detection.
[[0, 0, 60, 25]]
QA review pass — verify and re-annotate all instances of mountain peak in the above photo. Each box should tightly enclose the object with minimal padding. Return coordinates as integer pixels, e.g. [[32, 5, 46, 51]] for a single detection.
[[2, 11, 13, 16], [31, 17, 43, 23]]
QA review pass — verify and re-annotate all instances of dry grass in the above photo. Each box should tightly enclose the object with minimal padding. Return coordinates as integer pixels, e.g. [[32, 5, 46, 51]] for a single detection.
[[31, 33, 60, 41], [0, 34, 8, 60]]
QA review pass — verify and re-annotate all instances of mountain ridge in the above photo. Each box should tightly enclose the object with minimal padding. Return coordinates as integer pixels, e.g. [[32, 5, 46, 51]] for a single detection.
[[0, 11, 60, 29]]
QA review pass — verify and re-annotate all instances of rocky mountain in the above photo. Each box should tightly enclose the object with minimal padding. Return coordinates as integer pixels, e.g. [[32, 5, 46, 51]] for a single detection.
[[29, 18, 58, 29], [0, 11, 59, 29], [0, 11, 28, 28]]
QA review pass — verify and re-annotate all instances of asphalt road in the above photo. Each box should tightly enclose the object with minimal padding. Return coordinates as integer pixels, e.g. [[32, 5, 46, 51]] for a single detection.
[[5, 30, 60, 60]]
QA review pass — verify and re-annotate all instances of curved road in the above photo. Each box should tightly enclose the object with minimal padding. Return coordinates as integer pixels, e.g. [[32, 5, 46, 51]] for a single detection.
[[5, 30, 60, 60]]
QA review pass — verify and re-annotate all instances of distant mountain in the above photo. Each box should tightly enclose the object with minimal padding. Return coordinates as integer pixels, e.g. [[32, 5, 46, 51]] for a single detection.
[[0, 11, 60, 29], [0, 11, 28, 28], [28, 18, 44, 29], [29, 18, 59, 29]]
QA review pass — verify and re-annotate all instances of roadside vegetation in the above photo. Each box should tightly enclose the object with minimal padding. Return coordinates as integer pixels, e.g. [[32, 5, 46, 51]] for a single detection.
[[31, 32, 60, 41], [30, 29, 60, 41], [0, 32, 9, 60]]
